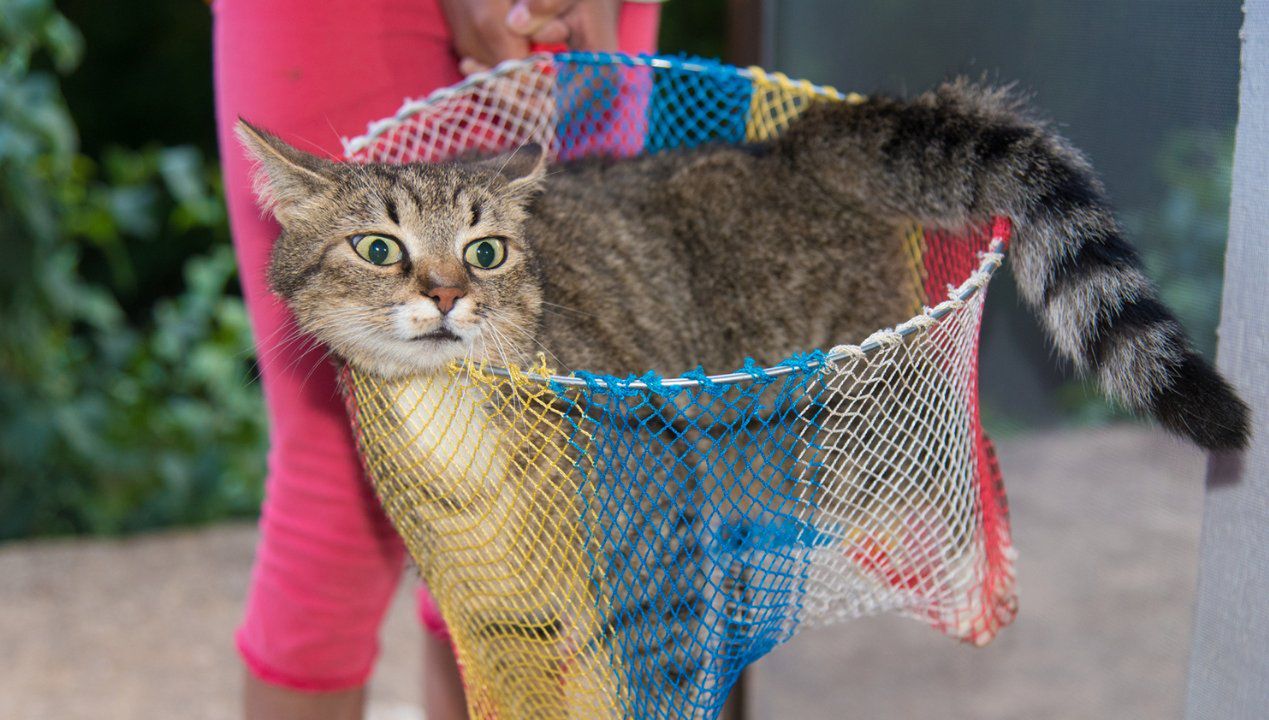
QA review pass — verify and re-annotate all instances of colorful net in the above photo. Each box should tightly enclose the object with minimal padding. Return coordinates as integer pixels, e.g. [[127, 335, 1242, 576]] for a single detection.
[[342, 54, 1017, 719]]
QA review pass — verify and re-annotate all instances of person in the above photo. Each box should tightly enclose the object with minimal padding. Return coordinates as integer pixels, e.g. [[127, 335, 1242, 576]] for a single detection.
[[212, 2, 661, 718]]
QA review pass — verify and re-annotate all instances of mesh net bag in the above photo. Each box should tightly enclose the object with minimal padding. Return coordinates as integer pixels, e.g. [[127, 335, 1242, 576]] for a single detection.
[[341, 53, 1018, 719]]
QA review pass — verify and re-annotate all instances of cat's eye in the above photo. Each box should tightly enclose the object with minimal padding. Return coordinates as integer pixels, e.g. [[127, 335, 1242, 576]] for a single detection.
[[463, 238, 507, 270], [351, 234, 404, 266]]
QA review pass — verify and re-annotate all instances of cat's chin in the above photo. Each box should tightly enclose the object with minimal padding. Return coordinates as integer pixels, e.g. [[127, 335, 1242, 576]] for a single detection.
[[342, 336, 475, 380]]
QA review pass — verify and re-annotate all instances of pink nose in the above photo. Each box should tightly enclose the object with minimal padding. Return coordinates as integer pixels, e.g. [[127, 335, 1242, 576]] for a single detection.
[[426, 286, 466, 314]]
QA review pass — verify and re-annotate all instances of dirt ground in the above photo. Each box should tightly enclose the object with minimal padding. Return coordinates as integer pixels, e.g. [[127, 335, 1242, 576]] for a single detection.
[[0, 426, 1207, 720]]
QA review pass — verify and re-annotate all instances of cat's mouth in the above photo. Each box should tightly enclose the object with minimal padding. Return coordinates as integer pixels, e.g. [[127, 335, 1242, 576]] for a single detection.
[[408, 327, 461, 343]]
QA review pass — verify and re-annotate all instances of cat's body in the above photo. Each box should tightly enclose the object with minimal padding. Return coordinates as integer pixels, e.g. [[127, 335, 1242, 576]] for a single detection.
[[239, 79, 1250, 718], [524, 144, 914, 375]]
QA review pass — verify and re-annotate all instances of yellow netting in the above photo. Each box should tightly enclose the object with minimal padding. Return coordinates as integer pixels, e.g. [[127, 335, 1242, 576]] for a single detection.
[[744, 66, 864, 142], [346, 360, 626, 718]]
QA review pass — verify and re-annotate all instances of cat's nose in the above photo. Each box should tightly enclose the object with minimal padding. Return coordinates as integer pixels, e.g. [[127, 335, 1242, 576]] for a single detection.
[[426, 286, 466, 314]]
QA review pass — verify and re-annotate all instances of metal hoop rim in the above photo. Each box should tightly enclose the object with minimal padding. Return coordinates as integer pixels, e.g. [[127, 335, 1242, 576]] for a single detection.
[[341, 52, 848, 157], [491, 239, 1005, 389]]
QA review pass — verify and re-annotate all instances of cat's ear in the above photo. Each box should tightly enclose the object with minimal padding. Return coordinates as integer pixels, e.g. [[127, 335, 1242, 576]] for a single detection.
[[235, 119, 338, 226], [476, 143, 548, 202]]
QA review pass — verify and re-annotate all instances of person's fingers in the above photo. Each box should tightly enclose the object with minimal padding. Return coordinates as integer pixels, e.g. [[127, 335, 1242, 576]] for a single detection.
[[455, 2, 532, 68], [506, 0, 580, 37], [459, 38, 529, 70], [567, 0, 620, 53], [459, 57, 491, 76], [530, 19, 571, 45]]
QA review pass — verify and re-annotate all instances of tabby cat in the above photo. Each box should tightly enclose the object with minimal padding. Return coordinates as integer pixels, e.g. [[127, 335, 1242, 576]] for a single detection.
[[238, 80, 1249, 718]]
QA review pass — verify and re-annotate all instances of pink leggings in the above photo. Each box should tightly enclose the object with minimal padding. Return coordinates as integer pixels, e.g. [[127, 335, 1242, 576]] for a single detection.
[[213, 0, 659, 691]]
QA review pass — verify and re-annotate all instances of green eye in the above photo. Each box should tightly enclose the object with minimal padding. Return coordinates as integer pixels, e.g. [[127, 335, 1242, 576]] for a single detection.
[[463, 238, 506, 269], [352, 234, 403, 266]]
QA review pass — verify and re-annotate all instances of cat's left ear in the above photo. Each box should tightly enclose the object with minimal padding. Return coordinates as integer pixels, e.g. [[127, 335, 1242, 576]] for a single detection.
[[477, 143, 548, 202], [235, 119, 339, 227]]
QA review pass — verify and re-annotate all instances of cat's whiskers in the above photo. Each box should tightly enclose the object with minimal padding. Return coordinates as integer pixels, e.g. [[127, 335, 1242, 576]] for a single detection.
[[241, 307, 360, 379], [294, 343, 338, 398], [484, 309, 569, 374], [276, 315, 373, 388], [263, 305, 403, 384], [483, 325, 514, 371], [480, 309, 533, 360], [479, 323, 535, 416], [253, 305, 387, 383], [247, 324, 333, 387], [252, 318, 344, 393], [539, 301, 595, 319], [260, 335, 323, 384], [238, 315, 305, 361], [260, 311, 356, 360]]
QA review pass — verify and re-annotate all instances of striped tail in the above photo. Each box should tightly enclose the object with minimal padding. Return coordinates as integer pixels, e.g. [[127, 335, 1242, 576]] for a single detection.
[[776, 79, 1249, 450]]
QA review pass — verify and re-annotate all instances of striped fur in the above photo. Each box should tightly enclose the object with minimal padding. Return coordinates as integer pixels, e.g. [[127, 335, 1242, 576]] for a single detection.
[[775, 80, 1249, 450]]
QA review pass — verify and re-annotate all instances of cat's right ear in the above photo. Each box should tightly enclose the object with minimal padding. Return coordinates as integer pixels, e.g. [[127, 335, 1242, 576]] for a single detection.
[[235, 120, 338, 227], [474, 142, 548, 203]]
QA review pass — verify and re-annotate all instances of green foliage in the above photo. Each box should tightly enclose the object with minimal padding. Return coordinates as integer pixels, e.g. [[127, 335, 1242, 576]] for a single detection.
[[0, 0, 264, 539], [0, 0, 729, 541], [659, 0, 728, 60], [1123, 130, 1234, 360]]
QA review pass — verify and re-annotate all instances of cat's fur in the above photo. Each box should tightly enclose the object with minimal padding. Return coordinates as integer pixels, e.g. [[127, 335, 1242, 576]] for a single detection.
[[244, 80, 1249, 451], [239, 79, 1250, 717]]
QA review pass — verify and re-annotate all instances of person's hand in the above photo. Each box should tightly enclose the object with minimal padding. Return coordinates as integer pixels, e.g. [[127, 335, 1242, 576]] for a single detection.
[[504, 0, 621, 54], [441, 0, 623, 76], [438, 0, 532, 76]]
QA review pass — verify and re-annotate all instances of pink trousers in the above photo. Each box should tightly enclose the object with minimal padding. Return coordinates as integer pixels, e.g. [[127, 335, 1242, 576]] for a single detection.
[[213, 0, 659, 691]]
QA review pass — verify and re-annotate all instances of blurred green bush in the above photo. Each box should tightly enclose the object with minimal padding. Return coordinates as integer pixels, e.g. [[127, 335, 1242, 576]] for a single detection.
[[0, 0, 729, 541], [1127, 130, 1234, 362], [0, 0, 265, 539]]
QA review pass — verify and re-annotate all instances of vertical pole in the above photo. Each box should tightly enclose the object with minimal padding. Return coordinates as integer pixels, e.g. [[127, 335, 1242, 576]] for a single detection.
[[719, 679, 748, 720], [725, 0, 765, 67], [719, 7, 760, 716], [1184, 2, 1269, 718]]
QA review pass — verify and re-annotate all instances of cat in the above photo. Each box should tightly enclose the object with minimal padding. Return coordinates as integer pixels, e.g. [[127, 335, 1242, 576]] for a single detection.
[[244, 80, 1248, 451], [238, 79, 1250, 717]]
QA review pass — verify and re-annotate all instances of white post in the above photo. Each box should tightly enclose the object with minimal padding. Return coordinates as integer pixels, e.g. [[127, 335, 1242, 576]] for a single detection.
[[1183, 2, 1269, 718]]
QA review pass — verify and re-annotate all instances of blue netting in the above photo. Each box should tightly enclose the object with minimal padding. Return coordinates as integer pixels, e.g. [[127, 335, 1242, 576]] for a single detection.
[[554, 53, 752, 159], [642, 56, 751, 153], [555, 353, 832, 718]]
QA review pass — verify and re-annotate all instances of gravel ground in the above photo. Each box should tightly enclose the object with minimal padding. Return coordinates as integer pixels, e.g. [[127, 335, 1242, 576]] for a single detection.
[[0, 426, 1207, 720]]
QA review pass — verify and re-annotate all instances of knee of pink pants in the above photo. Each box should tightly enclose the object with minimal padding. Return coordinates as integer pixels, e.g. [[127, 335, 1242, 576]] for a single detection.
[[216, 0, 658, 691]]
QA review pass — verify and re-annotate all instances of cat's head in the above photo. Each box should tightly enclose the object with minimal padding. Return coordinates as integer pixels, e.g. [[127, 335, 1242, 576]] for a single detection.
[[236, 121, 548, 378]]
